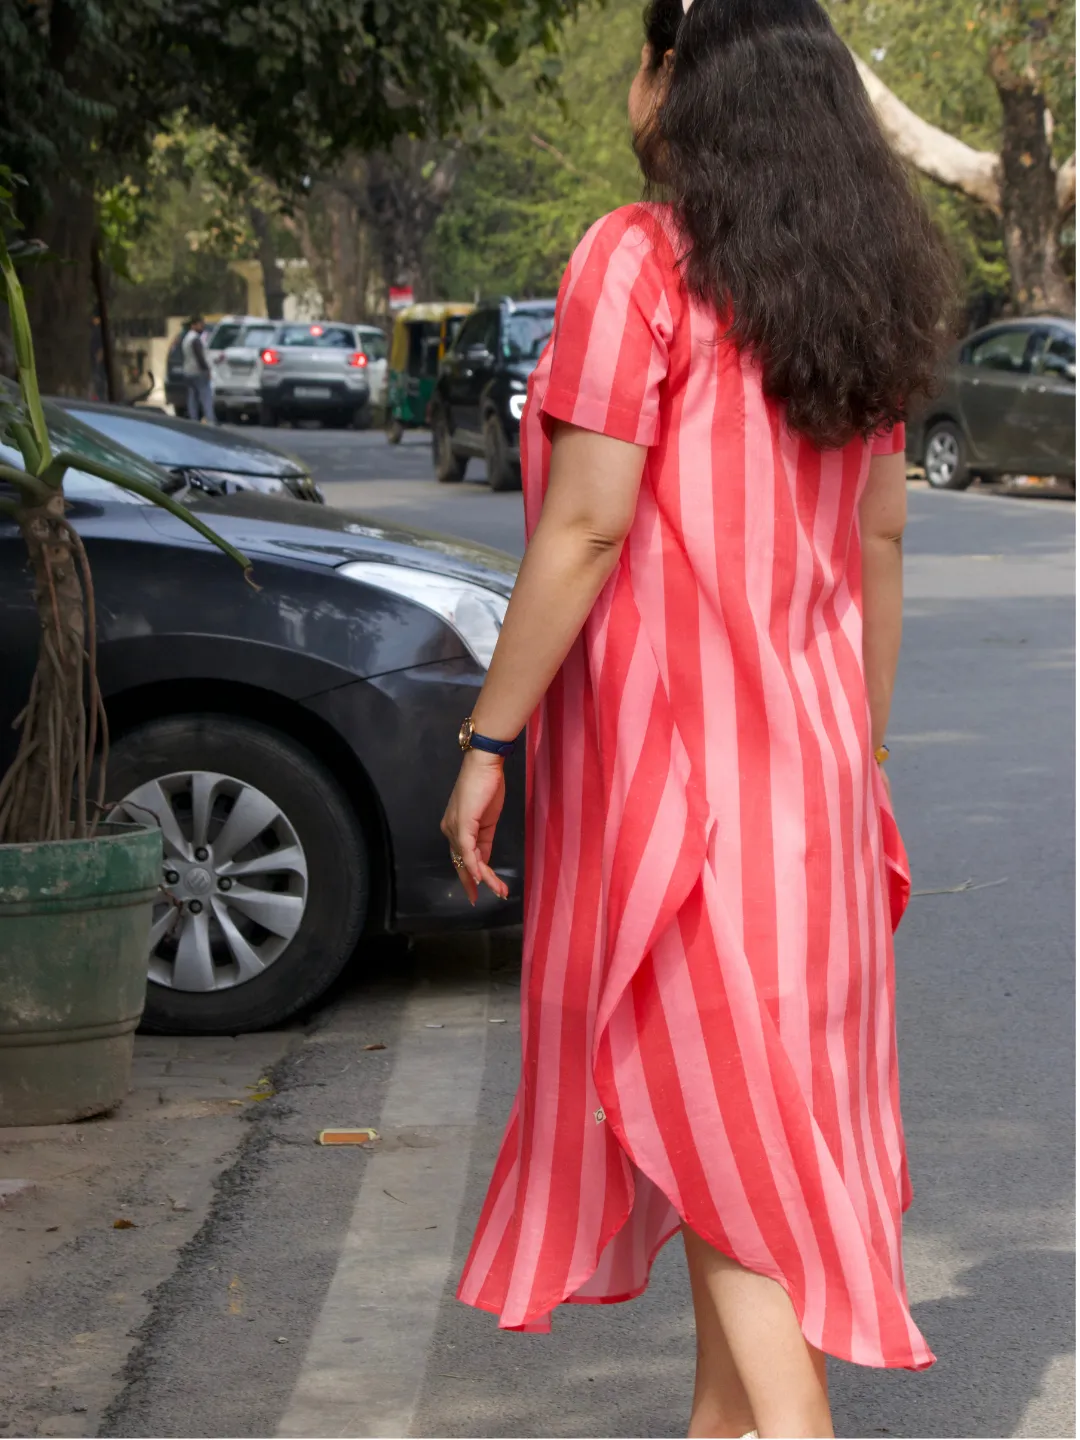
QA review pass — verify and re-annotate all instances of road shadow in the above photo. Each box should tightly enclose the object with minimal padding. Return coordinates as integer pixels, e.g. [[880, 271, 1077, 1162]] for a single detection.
[[831, 1249, 1075, 1439]]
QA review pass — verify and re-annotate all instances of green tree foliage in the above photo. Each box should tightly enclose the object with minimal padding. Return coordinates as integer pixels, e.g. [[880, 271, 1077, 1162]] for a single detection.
[[432, 0, 644, 299], [0, 0, 587, 391], [432, 0, 1074, 316]]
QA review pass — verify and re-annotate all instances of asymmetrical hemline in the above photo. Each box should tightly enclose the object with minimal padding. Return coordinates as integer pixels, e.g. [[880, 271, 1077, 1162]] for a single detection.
[[457, 203, 934, 1371]]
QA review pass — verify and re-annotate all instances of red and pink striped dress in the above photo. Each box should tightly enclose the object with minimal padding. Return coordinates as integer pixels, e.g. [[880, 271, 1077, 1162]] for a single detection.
[[458, 204, 933, 1370]]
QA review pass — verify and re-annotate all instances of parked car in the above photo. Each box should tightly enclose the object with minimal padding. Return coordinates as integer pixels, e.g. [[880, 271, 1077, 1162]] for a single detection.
[[430, 298, 556, 491], [209, 319, 279, 422], [908, 316, 1075, 490], [258, 322, 382, 429], [0, 402, 523, 1033], [53, 399, 324, 503]]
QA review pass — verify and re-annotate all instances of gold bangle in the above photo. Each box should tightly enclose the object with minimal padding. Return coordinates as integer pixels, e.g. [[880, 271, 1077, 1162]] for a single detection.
[[875, 743, 890, 765]]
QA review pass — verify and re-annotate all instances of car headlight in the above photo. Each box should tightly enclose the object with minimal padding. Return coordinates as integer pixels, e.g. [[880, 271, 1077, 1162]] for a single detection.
[[338, 561, 509, 669], [509, 394, 527, 421], [192, 469, 287, 496]]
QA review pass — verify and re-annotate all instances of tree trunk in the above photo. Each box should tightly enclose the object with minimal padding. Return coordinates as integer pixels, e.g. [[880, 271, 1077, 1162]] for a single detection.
[[22, 177, 97, 397], [90, 231, 120, 402], [249, 205, 285, 320], [0, 492, 87, 844], [990, 51, 1074, 315]]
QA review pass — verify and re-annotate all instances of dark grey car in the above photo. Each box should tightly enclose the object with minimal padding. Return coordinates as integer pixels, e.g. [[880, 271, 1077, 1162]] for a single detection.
[[0, 403, 524, 1035], [908, 317, 1075, 490], [54, 399, 325, 503]]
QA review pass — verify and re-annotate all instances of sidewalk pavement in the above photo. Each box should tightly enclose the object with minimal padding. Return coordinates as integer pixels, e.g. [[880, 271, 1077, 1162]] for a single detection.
[[0, 1030, 299, 1439]]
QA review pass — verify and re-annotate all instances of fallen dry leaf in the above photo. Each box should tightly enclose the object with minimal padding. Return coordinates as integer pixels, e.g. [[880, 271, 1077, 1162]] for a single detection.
[[112, 1218, 136, 1230], [362, 1043, 386, 1051]]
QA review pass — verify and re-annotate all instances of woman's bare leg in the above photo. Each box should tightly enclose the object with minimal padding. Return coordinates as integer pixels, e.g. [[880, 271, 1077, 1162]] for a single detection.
[[683, 1226, 833, 1439], [685, 1231, 757, 1437]]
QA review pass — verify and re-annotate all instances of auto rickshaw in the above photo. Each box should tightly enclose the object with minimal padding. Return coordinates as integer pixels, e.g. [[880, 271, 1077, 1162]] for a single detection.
[[385, 302, 474, 443]]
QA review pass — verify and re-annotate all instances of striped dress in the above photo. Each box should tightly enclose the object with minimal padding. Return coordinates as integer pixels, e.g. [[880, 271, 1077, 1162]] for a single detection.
[[458, 204, 934, 1371]]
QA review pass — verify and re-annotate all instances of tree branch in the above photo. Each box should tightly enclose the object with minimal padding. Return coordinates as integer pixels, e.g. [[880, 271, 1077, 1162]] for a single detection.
[[853, 54, 1002, 211]]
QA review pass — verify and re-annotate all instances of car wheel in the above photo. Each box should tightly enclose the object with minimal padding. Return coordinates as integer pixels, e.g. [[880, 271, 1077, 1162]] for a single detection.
[[351, 403, 372, 431], [432, 407, 467, 483], [259, 401, 278, 427], [923, 421, 971, 490], [106, 715, 369, 1034], [386, 417, 405, 445], [484, 413, 521, 492]]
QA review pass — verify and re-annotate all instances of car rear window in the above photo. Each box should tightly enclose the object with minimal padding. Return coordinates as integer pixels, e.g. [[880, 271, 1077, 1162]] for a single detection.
[[277, 324, 355, 348], [208, 323, 243, 350], [238, 324, 276, 349]]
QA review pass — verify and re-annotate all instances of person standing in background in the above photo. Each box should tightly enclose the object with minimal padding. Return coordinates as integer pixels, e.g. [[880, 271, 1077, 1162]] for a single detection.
[[181, 316, 215, 423]]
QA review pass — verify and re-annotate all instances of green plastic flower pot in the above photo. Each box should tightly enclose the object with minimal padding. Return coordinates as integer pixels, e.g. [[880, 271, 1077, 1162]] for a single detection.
[[0, 823, 162, 1126]]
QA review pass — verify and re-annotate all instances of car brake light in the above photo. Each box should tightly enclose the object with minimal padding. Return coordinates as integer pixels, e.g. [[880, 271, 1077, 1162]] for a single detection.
[[261, 348, 281, 365], [310, 325, 324, 337], [347, 352, 368, 368]]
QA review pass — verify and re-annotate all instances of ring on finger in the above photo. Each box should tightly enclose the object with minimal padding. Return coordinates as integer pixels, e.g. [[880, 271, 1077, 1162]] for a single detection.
[[450, 850, 466, 871]]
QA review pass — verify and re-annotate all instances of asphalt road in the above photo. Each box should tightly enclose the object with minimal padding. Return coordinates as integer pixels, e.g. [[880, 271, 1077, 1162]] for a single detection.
[[101, 426, 1074, 1440]]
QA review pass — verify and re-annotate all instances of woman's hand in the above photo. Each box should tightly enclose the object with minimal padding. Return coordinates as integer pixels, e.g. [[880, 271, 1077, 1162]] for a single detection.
[[440, 750, 510, 905]]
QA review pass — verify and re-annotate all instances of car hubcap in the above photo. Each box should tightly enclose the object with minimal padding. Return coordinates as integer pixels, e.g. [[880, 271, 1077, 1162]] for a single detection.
[[926, 431, 959, 486], [110, 771, 308, 992]]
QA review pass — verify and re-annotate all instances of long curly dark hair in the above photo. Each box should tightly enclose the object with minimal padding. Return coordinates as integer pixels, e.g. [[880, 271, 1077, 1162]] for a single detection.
[[637, 0, 957, 449]]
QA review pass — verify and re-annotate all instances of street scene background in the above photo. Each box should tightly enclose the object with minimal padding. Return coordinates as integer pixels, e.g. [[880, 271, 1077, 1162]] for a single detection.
[[0, 1, 1075, 1438]]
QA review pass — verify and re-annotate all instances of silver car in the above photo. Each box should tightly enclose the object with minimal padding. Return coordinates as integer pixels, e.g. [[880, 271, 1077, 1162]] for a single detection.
[[259, 322, 383, 428], [209, 320, 278, 422]]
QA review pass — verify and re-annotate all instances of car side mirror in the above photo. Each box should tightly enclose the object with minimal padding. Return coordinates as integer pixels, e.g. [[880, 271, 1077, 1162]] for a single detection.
[[466, 343, 492, 364]]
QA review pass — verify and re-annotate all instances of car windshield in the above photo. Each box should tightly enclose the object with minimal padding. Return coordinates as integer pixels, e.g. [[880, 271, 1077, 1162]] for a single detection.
[[277, 324, 355, 348], [503, 312, 554, 363]]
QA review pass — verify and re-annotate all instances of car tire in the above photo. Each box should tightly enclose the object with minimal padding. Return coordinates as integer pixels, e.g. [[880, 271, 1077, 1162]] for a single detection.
[[923, 420, 971, 490], [259, 401, 279, 428], [432, 407, 467, 483], [107, 715, 369, 1035], [386, 417, 405, 445], [484, 413, 521, 492], [351, 403, 372, 431]]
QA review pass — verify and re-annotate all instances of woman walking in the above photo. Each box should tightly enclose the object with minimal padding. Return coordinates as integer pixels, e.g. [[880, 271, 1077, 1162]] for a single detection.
[[441, 1, 954, 1433]]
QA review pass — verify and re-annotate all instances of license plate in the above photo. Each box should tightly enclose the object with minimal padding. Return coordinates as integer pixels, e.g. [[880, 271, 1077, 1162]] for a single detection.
[[293, 385, 332, 399]]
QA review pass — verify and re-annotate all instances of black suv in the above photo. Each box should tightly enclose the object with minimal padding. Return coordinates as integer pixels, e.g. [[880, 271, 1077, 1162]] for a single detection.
[[431, 298, 556, 491]]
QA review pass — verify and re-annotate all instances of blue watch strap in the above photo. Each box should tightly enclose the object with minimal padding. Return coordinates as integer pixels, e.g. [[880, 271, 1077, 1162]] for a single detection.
[[469, 731, 516, 758]]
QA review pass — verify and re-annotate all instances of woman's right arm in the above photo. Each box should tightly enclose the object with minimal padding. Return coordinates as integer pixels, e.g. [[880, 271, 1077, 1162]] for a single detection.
[[859, 449, 907, 757]]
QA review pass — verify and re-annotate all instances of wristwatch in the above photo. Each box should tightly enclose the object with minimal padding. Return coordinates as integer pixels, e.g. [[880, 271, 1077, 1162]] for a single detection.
[[459, 716, 516, 759]]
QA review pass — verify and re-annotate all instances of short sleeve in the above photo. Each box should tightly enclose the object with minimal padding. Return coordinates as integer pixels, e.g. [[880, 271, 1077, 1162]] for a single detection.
[[540, 207, 672, 448], [871, 422, 907, 456]]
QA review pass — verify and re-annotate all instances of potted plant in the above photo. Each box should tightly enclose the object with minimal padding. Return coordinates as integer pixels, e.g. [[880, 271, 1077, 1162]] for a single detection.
[[0, 171, 252, 1125]]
